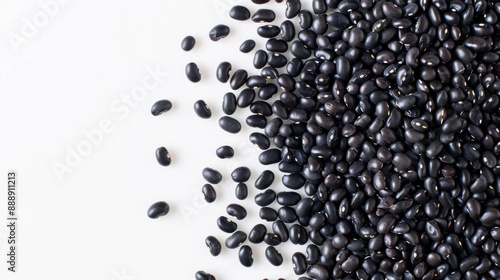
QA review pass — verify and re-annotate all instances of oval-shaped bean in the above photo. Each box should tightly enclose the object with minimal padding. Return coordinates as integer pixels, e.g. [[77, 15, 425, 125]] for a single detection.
[[229, 5, 250, 21], [285, 0, 301, 19], [255, 189, 276, 206], [151, 99, 172, 116], [238, 245, 253, 267], [217, 216, 237, 233], [193, 100, 212, 119], [235, 183, 248, 200], [230, 69, 248, 90], [195, 271, 215, 280], [292, 252, 308, 275], [239, 39, 256, 53], [205, 236, 222, 256], [225, 230, 247, 249], [185, 62, 201, 83], [209, 24, 230, 41], [147, 201, 170, 218], [155, 146, 171, 166], [226, 203, 247, 220], [219, 116, 241, 134], [252, 9, 276, 23], [202, 167, 222, 184], [216, 145, 234, 159], [255, 170, 275, 189], [260, 207, 278, 221], [265, 246, 283, 266], [308, 264, 329, 279], [216, 62, 231, 83], [202, 184, 216, 203], [180, 35, 195, 51], [248, 224, 267, 243], [231, 166, 251, 183]]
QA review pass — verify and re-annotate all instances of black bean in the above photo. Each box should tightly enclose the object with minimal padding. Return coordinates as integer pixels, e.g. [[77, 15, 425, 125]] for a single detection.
[[259, 149, 281, 165], [341, 255, 359, 273], [185, 62, 201, 83], [226, 203, 247, 220], [193, 100, 212, 119], [238, 245, 253, 267], [298, 10, 313, 30], [202, 184, 216, 203], [219, 116, 241, 134], [264, 233, 281, 245], [155, 146, 171, 166], [209, 24, 230, 41], [252, 9, 276, 23], [217, 216, 237, 233], [257, 25, 281, 38], [216, 62, 231, 83], [221, 92, 237, 115], [251, 0, 270, 3], [216, 145, 234, 159], [195, 271, 215, 280], [280, 20, 295, 42], [248, 224, 267, 243], [235, 183, 248, 200], [260, 207, 278, 221], [229, 5, 250, 21], [285, 0, 301, 19], [276, 191, 301, 206], [255, 170, 275, 190], [147, 201, 170, 219], [180, 35, 195, 51], [292, 252, 307, 275], [237, 88, 255, 108], [255, 189, 276, 206], [205, 236, 222, 256], [266, 38, 288, 53], [307, 264, 329, 280], [265, 246, 283, 266], [151, 99, 172, 116], [230, 69, 248, 90], [225, 230, 247, 249], [202, 167, 222, 184], [239, 39, 256, 53]]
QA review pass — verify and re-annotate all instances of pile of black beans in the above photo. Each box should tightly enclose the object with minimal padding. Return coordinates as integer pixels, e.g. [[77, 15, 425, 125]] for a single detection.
[[156, 0, 500, 279]]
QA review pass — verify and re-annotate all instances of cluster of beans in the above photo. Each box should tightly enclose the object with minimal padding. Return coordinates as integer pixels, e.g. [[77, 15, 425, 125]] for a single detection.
[[152, 0, 500, 279]]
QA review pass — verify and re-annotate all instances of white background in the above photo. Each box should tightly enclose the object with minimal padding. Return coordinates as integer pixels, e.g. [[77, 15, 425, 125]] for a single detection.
[[0, 0, 311, 279]]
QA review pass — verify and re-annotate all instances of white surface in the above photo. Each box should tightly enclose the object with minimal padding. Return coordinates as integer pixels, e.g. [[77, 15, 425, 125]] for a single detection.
[[0, 0, 308, 279]]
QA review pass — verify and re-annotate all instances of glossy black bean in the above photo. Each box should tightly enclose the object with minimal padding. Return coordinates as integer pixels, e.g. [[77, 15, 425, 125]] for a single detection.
[[202, 184, 216, 203], [155, 146, 171, 166], [268, 52, 287, 68], [299, 10, 313, 29], [230, 69, 248, 90], [266, 38, 288, 53], [290, 224, 308, 244], [229, 5, 250, 21], [185, 62, 201, 83], [285, 0, 301, 19], [248, 224, 267, 244], [307, 264, 329, 280], [193, 100, 212, 119], [219, 116, 241, 134], [205, 236, 222, 256], [180, 35, 195, 51], [265, 246, 283, 266], [257, 25, 280, 38], [209, 24, 230, 41], [238, 245, 253, 267], [282, 173, 305, 189], [217, 216, 237, 233], [216, 62, 231, 83], [280, 20, 295, 42], [239, 39, 255, 53], [260, 207, 278, 221], [231, 166, 251, 183], [151, 99, 172, 116], [276, 191, 301, 206], [292, 252, 308, 275], [195, 271, 215, 280], [225, 230, 247, 249], [246, 114, 267, 128], [251, 9, 275, 23], [147, 201, 170, 218], [251, 0, 270, 3], [226, 204, 247, 220], [237, 88, 255, 108], [255, 189, 276, 207]]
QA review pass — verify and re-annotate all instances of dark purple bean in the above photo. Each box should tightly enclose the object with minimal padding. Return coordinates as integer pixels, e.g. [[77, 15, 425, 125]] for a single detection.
[[219, 116, 241, 134], [180, 35, 195, 51], [265, 246, 283, 266], [205, 236, 222, 256], [193, 100, 212, 119], [155, 147, 171, 166], [209, 24, 230, 41], [147, 201, 170, 218], [226, 204, 247, 220], [225, 230, 247, 249], [185, 62, 201, 83], [202, 184, 216, 203]]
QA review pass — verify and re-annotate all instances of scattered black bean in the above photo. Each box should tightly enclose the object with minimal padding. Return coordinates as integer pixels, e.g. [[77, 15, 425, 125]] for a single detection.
[[252, 9, 276, 23], [151, 100, 172, 116], [193, 100, 212, 119], [216, 145, 234, 159], [226, 203, 247, 220], [217, 216, 237, 233], [205, 236, 222, 256], [202, 167, 222, 184], [155, 146, 171, 166], [195, 271, 215, 280], [219, 116, 241, 134], [229, 5, 251, 21], [181, 35, 195, 51], [265, 246, 283, 266], [202, 184, 216, 203], [209, 24, 230, 41], [216, 62, 232, 83], [238, 245, 253, 267], [185, 62, 201, 83], [225, 231, 247, 249], [147, 201, 170, 219], [239, 39, 256, 53]]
